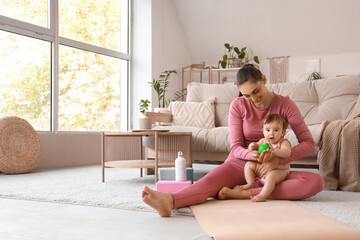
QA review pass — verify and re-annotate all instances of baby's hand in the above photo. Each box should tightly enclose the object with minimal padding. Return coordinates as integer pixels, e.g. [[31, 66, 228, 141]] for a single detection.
[[248, 143, 256, 151]]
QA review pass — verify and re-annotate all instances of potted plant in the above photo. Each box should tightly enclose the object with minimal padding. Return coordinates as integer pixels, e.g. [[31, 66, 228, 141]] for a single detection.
[[218, 43, 260, 69], [305, 71, 325, 81], [139, 99, 151, 114], [149, 70, 177, 112], [138, 99, 152, 129]]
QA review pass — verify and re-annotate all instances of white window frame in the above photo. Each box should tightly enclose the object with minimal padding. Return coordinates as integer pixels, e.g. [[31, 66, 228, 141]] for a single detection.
[[0, 0, 131, 132]]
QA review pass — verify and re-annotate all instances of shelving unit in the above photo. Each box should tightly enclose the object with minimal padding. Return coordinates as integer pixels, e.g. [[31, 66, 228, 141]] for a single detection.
[[211, 67, 240, 84], [181, 64, 217, 100], [182, 65, 239, 100]]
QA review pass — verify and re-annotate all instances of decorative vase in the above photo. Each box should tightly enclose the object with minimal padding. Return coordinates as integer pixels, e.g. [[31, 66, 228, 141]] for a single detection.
[[227, 58, 234, 68], [231, 58, 244, 68], [138, 118, 152, 130]]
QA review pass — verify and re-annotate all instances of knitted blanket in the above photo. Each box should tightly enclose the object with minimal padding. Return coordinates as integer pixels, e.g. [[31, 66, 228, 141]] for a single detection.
[[314, 95, 360, 191]]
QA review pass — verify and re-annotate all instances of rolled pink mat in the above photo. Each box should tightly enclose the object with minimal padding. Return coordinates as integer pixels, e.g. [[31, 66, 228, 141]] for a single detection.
[[156, 180, 191, 194]]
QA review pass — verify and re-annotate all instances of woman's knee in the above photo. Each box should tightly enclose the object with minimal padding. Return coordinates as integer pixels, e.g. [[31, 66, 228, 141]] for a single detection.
[[306, 171, 325, 193], [290, 171, 324, 198]]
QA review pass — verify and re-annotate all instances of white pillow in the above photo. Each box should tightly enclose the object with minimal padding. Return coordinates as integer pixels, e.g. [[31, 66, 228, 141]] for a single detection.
[[169, 97, 216, 129]]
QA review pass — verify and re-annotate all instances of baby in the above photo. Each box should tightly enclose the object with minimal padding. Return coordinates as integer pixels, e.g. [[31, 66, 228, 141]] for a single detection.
[[220, 114, 291, 202]]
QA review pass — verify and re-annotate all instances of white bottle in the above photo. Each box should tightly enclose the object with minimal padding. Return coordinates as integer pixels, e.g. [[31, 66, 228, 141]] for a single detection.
[[175, 151, 187, 181]]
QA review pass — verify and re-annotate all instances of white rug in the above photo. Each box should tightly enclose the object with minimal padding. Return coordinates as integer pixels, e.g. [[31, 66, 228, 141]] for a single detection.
[[0, 166, 153, 210], [0, 164, 216, 216], [0, 164, 359, 228], [298, 189, 360, 229]]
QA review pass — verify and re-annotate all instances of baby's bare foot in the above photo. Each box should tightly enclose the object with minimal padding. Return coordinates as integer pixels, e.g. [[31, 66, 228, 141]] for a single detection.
[[218, 187, 232, 200], [142, 186, 173, 217], [238, 183, 255, 190], [251, 194, 267, 202], [218, 187, 251, 200]]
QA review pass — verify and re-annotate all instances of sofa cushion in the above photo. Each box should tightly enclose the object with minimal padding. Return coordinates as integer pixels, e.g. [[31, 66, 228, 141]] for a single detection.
[[267, 74, 360, 126], [169, 97, 216, 129], [347, 92, 360, 120], [186, 82, 239, 127], [284, 124, 319, 157]]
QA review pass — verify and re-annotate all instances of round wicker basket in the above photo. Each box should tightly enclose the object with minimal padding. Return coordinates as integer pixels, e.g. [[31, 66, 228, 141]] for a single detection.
[[0, 116, 41, 174]]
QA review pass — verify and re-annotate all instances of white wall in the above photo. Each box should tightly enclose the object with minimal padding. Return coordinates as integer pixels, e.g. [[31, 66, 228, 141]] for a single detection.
[[130, 0, 192, 120], [172, 0, 360, 81], [288, 51, 360, 80], [174, 0, 360, 62], [132, 0, 360, 125], [259, 51, 360, 82], [151, 0, 192, 108], [131, 0, 152, 129]]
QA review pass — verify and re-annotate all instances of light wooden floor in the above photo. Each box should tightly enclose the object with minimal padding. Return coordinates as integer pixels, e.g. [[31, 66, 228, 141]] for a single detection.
[[0, 198, 210, 240]]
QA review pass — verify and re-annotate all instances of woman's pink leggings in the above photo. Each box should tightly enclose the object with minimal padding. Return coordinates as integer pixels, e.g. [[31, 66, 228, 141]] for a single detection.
[[172, 160, 324, 209]]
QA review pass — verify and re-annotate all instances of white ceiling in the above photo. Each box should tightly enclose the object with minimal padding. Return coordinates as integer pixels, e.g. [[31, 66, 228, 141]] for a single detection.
[[173, 0, 360, 64]]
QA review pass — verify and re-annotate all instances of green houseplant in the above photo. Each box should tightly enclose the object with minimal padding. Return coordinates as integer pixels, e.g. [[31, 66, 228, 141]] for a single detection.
[[138, 99, 152, 129], [139, 99, 151, 113], [305, 71, 325, 81], [149, 70, 177, 108], [218, 43, 260, 69]]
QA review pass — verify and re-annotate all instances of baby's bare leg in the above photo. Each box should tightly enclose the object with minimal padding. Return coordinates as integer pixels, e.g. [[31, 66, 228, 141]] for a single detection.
[[239, 161, 259, 190], [251, 170, 289, 202]]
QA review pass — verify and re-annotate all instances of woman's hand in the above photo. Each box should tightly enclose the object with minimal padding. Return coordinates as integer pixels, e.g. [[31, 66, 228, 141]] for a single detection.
[[258, 149, 272, 162], [252, 151, 260, 159], [257, 150, 279, 178]]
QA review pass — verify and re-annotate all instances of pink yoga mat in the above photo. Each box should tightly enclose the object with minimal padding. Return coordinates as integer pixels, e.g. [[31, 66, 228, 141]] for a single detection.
[[191, 199, 360, 240]]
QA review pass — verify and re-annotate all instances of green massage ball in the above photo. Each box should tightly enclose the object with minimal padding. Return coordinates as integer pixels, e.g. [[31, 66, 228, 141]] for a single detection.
[[258, 144, 270, 155]]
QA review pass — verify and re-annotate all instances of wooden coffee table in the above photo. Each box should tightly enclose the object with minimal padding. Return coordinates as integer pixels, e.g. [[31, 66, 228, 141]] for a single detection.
[[101, 131, 192, 183]]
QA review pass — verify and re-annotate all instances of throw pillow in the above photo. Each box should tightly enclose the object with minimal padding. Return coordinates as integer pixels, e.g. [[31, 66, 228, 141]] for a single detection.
[[169, 97, 216, 129]]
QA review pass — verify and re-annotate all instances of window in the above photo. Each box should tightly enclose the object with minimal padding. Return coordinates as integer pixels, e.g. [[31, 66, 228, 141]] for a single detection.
[[0, 31, 51, 131], [59, 0, 127, 53], [59, 46, 126, 131], [0, 0, 48, 27], [0, 0, 130, 132]]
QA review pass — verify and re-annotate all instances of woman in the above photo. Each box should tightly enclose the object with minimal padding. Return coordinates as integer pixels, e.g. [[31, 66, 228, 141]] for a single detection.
[[142, 64, 324, 217]]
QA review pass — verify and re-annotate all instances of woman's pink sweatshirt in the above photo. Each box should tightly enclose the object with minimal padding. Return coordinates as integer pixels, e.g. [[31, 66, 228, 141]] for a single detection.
[[228, 93, 316, 165]]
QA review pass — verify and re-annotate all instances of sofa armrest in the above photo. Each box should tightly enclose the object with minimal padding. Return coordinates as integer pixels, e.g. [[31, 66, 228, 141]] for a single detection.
[[143, 112, 172, 125]]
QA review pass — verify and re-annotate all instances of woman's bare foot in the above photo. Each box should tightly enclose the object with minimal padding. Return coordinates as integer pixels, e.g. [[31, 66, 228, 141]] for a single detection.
[[142, 186, 174, 217], [218, 187, 251, 200], [251, 194, 267, 202]]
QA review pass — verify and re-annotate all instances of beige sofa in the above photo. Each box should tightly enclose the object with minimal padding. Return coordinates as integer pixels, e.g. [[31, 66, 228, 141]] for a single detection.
[[149, 74, 360, 168]]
